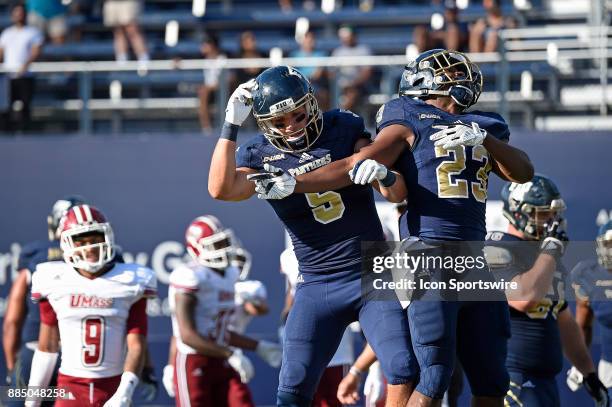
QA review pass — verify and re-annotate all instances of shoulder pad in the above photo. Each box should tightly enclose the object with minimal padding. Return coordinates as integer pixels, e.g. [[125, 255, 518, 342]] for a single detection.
[[31, 261, 67, 301], [169, 264, 201, 292], [483, 245, 513, 268]]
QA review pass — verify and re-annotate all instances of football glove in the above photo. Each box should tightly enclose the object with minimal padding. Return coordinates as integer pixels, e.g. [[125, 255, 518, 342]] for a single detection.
[[228, 349, 255, 383], [566, 366, 583, 392], [103, 371, 139, 407], [225, 79, 255, 126], [255, 340, 282, 368], [430, 122, 487, 149], [247, 164, 296, 200], [583, 372, 610, 407], [349, 159, 395, 187], [364, 361, 385, 406], [138, 366, 158, 402], [162, 365, 175, 398], [540, 220, 568, 259]]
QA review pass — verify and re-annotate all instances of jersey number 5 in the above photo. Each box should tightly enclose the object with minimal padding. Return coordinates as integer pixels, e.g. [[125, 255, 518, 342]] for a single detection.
[[305, 192, 345, 224], [82, 316, 105, 367], [435, 145, 492, 203]]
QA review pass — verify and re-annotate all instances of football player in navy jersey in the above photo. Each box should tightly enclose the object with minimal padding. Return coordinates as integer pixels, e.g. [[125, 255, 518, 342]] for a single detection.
[[3, 196, 85, 401], [568, 220, 612, 403], [252, 50, 534, 406], [208, 65, 417, 406], [485, 176, 608, 407]]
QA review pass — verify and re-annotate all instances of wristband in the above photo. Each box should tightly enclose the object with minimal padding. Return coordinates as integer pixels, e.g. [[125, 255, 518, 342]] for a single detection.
[[349, 366, 364, 377], [220, 122, 240, 142], [380, 171, 397, 187]]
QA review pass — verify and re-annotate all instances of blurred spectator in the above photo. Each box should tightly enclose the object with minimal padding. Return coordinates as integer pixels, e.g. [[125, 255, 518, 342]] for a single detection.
[[103, 0, 149, 66], [26, 0, 68, 44], [198, 34, 226, 135], [232, 31, 263, 87], [279, 0, 293, 12], [331, 26, 372, 112], [290, 31, 329, 110], [469, 0, 516, 53], [413, 1, 468, 52], [0, 3, 43, 133]]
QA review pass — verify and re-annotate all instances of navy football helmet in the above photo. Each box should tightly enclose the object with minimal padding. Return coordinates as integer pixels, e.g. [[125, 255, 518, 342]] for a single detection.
[[501, 175, 566, 240], [252, 65, 323, 152], [47, 195, 86, 241], [399, 49, 483, 110], [596, 220, 612, 269]]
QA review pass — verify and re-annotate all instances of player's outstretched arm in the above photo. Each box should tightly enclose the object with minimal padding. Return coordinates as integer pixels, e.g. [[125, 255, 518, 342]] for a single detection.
[[558, 308, 596, 376], [208, 80, 259, 201], [3, 269, 29, 374], [574, 297, 594, 347], [226, 330, 282, 368], [293, 124, 410, 193], [25, 319, 59, 406], [483, 135, 534, 183]]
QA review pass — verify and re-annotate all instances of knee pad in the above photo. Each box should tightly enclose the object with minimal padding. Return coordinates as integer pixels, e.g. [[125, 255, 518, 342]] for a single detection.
[[380, 349, 418, 385], [416, 364, 453, 400], [276, 390, 311, 407]]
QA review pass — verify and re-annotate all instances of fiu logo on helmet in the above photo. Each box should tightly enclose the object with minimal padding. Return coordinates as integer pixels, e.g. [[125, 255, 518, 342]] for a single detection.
[[70, 294, 114, 308], [263, 153, 285, 163], [270, 98, 295, 114]]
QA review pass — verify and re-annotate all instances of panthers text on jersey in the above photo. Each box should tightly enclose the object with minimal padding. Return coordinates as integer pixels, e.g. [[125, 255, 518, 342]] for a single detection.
[[486, 232, 567, 378], [168, 263, 240, 354], [236, 109, 385, 274], [31, 261, 156, 378], [376, 96, 510, 241], [572, 258, 612, 387]]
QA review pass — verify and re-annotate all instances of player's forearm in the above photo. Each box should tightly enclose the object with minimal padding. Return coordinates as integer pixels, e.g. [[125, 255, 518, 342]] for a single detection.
[[484, 135, 534, 183], [559, 310, 596, 375], [375, 171, 407, 203], [227, 330, 258, 351], [2, 322, 20, 370], [510, 254, 556, 305], [208, 139, 253, 201], [124, 334, 146, 375], [294, 156, 358, 193], [352, 343, 378, 372], [182, 329, 232, 358]]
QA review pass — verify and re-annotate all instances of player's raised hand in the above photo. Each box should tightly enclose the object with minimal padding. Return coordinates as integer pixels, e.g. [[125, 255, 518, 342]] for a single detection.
[[364, 361, 385, 406], [255, 340, 282, 367], [225, 79, 256, 126], [162, 365, 175, 397], [247, 164, 296, 200], [349, 159, 396, 187], [228, 349, 255, 383], [430, 122, 487, 149]]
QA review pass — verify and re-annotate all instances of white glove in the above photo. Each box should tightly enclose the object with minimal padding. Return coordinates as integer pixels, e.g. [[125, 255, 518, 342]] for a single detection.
[[162, 365, 175, 398], [566, 366, 583, 391], [247, 164, 296, 200], [364, 361, 385, 406], [228, 349, 255, 383], [430, 122, 487, 149], [103, 371, 139, 407], [225, 79, 256, 126], [349, 159, 389, 185], [255, 340, 282, 368]]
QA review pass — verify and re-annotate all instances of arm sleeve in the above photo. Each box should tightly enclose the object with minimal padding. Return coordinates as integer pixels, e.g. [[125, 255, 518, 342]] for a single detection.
[[39, 300, 58, 326], [169, 266, 200, 293], [126, 298, 148, 335]]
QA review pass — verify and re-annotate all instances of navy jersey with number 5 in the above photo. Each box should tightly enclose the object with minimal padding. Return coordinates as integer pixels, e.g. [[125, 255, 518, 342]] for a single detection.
[[236, 109, 385, 273], [377, 97, 510, 241]]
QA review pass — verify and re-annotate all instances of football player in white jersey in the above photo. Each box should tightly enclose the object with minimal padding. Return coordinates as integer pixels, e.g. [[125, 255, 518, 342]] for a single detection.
[[279, 246, 355, 407], [168, 215, 282, 407], [25, 205, 157, 407]]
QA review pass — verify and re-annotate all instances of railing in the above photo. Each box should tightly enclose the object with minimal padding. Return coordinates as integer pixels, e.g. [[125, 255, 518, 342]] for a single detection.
[[2, 23, 611, 133]]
